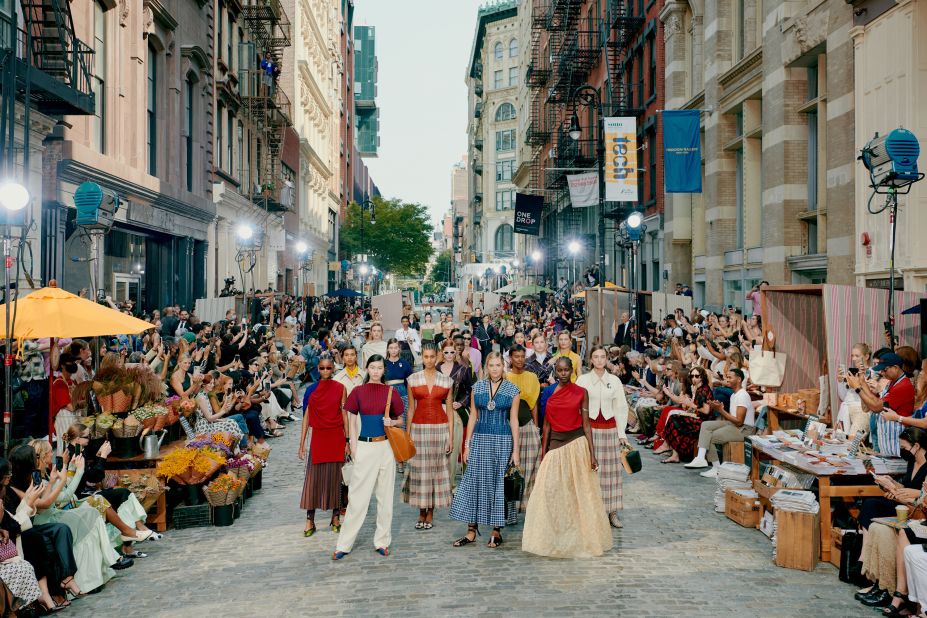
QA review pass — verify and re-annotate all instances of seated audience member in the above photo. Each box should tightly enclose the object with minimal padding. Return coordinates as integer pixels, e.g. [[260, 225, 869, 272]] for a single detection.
[[684, 369, 755, 477]]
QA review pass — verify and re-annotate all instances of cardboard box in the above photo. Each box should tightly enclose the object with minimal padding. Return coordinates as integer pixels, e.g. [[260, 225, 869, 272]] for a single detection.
[[775, 510, 820, 571], [725, 489, 761, 528], [830, 527, 845, 568], [723, 442, 745, 464]]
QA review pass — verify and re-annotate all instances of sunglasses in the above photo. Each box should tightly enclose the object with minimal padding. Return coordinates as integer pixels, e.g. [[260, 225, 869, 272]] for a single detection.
[[318, 367, 334, 371], [443, 350, 456, 355]]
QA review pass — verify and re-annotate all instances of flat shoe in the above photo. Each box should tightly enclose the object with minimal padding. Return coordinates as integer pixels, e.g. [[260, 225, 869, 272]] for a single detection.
[[423, 522, 433, 530], [415, 521, 424, 530], [375, 547, 389, 556], [332, 551, 349, 561], [304, 526, 316, 538]]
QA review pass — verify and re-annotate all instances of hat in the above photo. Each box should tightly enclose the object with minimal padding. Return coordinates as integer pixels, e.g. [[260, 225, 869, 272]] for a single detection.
[[182, 332, 196, 343], [873, 352, 905, 372]]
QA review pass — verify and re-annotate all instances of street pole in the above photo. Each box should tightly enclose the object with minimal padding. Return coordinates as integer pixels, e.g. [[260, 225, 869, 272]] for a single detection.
[[596, 110, 606, 284]]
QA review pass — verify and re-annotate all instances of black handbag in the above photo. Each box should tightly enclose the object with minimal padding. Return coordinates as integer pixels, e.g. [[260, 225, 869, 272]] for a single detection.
[[504, 464, 524, 502], [517, 400, 534, 427], [620, 446, 642, 474], [839, 530, 868, 586]]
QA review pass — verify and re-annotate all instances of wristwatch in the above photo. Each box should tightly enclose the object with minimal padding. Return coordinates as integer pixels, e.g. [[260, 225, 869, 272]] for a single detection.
[[854, 387, 861, 394]]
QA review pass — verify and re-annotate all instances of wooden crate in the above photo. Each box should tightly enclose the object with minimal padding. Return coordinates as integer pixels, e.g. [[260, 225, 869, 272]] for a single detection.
[[723, 442, 745, 464], [829, 527, 844, 568], [725, 489, 761, 528], [775, 510, 820, 571]]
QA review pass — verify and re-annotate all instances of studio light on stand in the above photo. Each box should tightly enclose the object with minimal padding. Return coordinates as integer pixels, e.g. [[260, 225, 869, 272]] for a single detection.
[[624, 211, 646, 350], [859, 128, 924, 345]]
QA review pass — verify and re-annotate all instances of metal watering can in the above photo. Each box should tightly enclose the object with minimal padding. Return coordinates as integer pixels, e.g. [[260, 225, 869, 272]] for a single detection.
[[140, 430, 166, 459]]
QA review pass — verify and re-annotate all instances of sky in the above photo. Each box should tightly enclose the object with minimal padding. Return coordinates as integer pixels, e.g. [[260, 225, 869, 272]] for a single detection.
[[354, 0, 485, 229]]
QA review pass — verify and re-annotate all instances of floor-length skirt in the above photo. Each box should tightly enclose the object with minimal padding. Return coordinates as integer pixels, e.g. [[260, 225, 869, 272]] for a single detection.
[[518, 421, 541, 513], [402, 424, 452, 508], [522, 437, 612, 558], [862, 522, 899, 592], [34, 505, 119, 593], [662, 414, 704, 460], [449, 432, 512, 528], [0, 560, 41, 607], [592, 426, 623, 513]]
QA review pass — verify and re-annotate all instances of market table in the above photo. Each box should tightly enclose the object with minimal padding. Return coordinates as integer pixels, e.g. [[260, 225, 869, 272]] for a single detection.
[[766, 405, 831, 431], [748, 435, 906, 563], [104, 468, 168, 532]]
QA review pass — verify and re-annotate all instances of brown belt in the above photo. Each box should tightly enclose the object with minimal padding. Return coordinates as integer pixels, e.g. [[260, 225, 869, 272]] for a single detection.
[[358, 435, 388, 443]]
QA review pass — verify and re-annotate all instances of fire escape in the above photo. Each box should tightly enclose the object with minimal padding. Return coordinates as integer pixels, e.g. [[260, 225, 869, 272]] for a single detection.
[[606, 0, 644, 116], [1, 0, 95, 176], [240, 0, 292, 212]]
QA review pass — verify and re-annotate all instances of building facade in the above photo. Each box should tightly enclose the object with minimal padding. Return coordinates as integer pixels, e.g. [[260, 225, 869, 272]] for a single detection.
[[280, 0, 341, 296], [354, 24, 379, 158], [450, 156, 469, 281], [850, 0, 927, 293], [519, 0, 664, 290], [661, 0, 856, 310], [47, 0, 216, 311], [467, 0, 521, 271]]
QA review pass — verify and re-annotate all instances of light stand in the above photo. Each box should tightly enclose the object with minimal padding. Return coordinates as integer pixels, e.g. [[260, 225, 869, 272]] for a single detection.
[[0, 181, 29, 450], [621, 212, 645, 350]]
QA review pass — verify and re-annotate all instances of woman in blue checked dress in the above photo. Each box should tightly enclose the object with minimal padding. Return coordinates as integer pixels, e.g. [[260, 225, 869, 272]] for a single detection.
[[449, 352, 521, 549]]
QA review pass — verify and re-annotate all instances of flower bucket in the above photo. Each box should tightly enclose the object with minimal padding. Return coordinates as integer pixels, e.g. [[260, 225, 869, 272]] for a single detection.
[[111, 436, 141, 459], [233, 498, 241, 519], [252, 470, 262, 491], [212, 504, 234, 527], [184, 482, 205, 506], [244, 480, 253, 500]]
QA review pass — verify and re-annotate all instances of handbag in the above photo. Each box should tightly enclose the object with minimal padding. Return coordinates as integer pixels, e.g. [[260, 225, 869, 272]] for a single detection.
[[750, 346, 787, 388], [620, 445, 642, 474], [383, 386, 416, 462], [0, 539, 17, 562], [503, 464, 524, 502], [838, 530, 868, 586], [341, 458, 354, 486]]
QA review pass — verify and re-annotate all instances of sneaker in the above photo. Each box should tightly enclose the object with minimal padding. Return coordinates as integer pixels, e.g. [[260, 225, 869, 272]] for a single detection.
[[699, 467, 719, 478], [684, 456, 710, 469]]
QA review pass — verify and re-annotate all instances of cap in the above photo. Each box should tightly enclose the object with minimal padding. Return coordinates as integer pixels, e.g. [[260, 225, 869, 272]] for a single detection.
[[182, 332, 196, 343], [873, 352, 904, 372]]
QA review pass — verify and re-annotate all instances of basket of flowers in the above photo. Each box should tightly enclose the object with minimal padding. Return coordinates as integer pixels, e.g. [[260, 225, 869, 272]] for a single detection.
[[225, 456, 255, 481], [132, 402, 169, 430], [112, 415, 142, 439], [155, 446, 227, 485], [90, 413, 117, 439], [251, 442, 272, 463], [187, 433, 235, 458], [204, 473, 244, 507]]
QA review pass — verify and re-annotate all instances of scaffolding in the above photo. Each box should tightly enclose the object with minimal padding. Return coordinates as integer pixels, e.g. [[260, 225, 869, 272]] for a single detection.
[[239, 0, 292, 211]]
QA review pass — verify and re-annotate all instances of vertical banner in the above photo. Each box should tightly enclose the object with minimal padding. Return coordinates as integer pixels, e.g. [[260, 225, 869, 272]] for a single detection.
[[663, 110, 702, 193], [604, 117, 638, 201], [567, 172, 599, 207], [514, 193, 543, 235]]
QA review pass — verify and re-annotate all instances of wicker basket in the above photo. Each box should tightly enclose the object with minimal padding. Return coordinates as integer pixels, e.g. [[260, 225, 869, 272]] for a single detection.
[[89, 420, 110, 440], [204, 488, 237, 507], [228, 466, 251, 481], [98, 390, 134, 413], [112, 423, 142, 439]]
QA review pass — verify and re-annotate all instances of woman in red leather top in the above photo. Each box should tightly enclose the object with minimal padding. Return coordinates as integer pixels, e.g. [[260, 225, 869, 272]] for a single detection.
[[523, 357, 612, 558], [401, 343, 455, 529]]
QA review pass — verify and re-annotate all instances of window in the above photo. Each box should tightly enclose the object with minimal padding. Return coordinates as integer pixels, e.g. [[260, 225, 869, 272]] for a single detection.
[[93, 1, 105, 153], [509, 38, 518, 57], [649, 36, 656, 98], [648, 129, 657, 202], [185, 76, 194, 191], [636, 53, 644, 107], [734, 0, 745, 62], [508, 66, 518, 87], [495, 224, 514, 252], [494, 42, 503, 61], [226, 109, 233, 175], [495, 102, 516, 121], [216, 102, 224, 171], [237, 121, 244, 182], [806, 62, 819, 211], [735, 149, 744, 250], [495, 189, 515, 210], [147, 44, 157, 176], [495, 129, 515, 151], [217, 0, 224, 62], [496, 160, 514, 181], [494, 70, 503, 89]]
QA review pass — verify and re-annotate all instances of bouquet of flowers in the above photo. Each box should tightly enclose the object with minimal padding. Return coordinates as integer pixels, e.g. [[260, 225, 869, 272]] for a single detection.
[[225, 455, 255, 480], [187, 433, 236, 457], [155, 446, 227, 485], [203, 473, 245, 506]]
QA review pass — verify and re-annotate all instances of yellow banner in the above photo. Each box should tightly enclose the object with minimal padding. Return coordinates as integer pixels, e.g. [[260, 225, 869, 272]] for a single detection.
[[604, 117, 638, 202]]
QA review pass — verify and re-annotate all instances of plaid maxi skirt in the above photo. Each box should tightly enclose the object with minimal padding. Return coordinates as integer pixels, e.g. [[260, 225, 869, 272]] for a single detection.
[[449, 432, 513, 528], [401, 423, 452, 509], [592, 426, 623, 513], [518, 421, 541, 513]]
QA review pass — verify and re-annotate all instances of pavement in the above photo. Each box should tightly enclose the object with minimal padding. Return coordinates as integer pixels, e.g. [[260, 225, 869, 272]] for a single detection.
[[74, 425, 873, 618]]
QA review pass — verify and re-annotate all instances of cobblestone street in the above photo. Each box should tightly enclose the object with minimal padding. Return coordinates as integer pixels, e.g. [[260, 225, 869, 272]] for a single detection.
[[76, 426, 871, 618]]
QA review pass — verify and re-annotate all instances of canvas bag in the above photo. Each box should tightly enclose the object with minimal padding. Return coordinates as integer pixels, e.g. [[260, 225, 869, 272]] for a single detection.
[[750, 346, 787, 387]]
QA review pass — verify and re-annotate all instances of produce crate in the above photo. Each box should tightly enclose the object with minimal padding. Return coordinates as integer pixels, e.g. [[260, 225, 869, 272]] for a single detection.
[[172, 503, 211, 529], [775, 510, 820, 571], [725, 489, 761, 528]]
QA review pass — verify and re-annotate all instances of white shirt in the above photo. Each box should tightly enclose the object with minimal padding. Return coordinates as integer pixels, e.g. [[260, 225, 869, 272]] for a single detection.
[[395, 327, 421, 353], [576, 369, 630, 439], [730, 387, 755, 427]]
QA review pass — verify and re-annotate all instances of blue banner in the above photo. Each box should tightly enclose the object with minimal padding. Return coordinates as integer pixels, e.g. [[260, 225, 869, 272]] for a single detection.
[[663, 110, 702, 193]]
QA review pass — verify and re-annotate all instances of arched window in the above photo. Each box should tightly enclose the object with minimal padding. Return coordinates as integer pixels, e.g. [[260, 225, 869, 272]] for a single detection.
[[495, 102, 516, 121], [509, 38, 518, 57], [494, 224, 514, 253], [494, 42, 503, 61]]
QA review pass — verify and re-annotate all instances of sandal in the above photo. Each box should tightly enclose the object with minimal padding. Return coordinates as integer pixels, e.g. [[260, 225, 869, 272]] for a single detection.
[[330, 519, 341, 533], [453, 525, 479, 547], [375, 547, 390, 556], [423, 522, 433, 530], [415, 521, 425, 530], [61, 577, 85, 599], [123, 550, 148, 559], [487, 530, 503, 548], [41, 602, 68, 613], [304, 525, 316, 538], [661, 457, 680, 464], [331, 551, 349, 561]]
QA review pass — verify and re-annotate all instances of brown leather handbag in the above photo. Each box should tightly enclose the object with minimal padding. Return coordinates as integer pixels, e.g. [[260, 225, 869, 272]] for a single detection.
[[383, 386, 416, 462]]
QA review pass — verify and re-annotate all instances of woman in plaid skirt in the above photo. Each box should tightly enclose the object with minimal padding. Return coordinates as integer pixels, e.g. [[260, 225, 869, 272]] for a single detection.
[[402, 343, 455, 530], [449, 353, 520, 549], [576, 346, 631, 528]]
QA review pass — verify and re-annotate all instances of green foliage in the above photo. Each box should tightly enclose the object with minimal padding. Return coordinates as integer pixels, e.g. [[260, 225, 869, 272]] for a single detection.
[[429, 250, 452, 285], [340, 197, 434, 276]]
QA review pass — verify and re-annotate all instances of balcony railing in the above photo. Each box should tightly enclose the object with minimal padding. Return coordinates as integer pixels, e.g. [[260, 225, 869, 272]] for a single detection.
[[0, 11, 95, 116], [474, 102, 483, 118], [474, 137, 483, 151]]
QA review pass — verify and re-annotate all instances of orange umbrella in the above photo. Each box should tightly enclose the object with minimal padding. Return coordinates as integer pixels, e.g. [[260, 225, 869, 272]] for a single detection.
[[0, 284, 154, 339]]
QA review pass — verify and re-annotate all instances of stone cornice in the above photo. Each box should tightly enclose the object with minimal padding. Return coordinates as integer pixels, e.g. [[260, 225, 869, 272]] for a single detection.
[[181, 45, 210, 71], [145, 0, 178, 31], [718, 47, 763, 93]]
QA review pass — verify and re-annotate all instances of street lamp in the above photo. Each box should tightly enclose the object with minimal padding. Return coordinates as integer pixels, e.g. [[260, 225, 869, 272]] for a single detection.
[[295, 240, 308, 254], [568, 240, 581, 285], [568, 85, 606, 284], [531, 249, 543, 284], [0, 180, 27, 449], [236, 224, 253, 241], [621, 211, 646, 350]]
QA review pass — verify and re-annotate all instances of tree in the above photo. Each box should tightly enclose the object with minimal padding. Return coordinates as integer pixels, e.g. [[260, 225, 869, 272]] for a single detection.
[[429, 250, 452, 286], [340, 197, 434, 277]]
